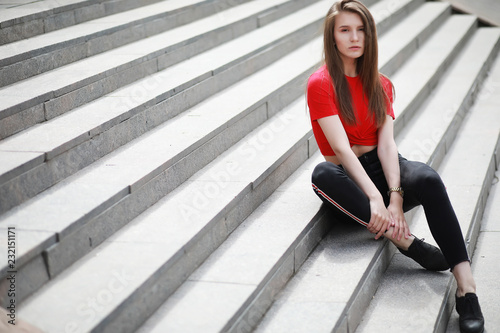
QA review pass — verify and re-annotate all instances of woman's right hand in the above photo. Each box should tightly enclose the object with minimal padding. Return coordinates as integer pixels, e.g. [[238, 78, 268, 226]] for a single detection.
[[367, 198, 392, 240]]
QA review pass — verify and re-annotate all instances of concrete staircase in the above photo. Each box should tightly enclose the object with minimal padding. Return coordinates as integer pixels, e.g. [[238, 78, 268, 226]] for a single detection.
[[0, 0, 498, 332]]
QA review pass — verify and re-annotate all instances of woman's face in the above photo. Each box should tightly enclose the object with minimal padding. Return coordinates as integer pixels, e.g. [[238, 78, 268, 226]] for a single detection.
[[334, 11, 365, 64]]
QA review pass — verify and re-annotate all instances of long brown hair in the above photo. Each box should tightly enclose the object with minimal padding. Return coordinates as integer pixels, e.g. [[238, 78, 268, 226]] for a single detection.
[[323, 0, 392, 127]]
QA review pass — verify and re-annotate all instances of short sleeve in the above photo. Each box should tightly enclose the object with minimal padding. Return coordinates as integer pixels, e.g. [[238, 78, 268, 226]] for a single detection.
[[381, 75, 395, 119], [307, 70, 338, 121]]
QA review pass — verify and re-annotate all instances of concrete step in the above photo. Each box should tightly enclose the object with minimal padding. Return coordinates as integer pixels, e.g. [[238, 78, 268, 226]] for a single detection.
[[0, 0, 170, 44], [0, 0, 254, 88], [0, 0, 310, 140], [446, 171, 500, 332], [0, 0, 331, 214], [391, 13, 478, 136], [254, 23, 500, 333], [445, 0, 500, 27], [0, 34, 323, 304], [255, 209, 391, 333], [378, 1, 451, 77], [135, 151, 328, 333], [15, 96, 319, 333], [368, 0, 424, 35], [397, 26, 500, 166], [355, 47, 500, 333]]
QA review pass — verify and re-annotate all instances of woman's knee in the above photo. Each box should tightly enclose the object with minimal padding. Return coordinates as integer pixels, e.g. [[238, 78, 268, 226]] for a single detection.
[[412, 163, 446, 192], [312, 161, 344, 186]]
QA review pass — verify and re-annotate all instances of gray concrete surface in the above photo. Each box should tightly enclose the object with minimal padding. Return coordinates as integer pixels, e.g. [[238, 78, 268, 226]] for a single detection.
[[447, 171, 500, 332], [445, 0, 500, 27]]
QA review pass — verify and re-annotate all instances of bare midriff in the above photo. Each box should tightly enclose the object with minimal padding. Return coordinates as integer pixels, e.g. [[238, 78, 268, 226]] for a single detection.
[[324, 144, 377, 165]]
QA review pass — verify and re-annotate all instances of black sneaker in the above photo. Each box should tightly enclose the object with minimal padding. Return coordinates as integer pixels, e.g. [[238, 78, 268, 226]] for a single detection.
[[456, 293, 484, 333], [397, 236, 449, 271]]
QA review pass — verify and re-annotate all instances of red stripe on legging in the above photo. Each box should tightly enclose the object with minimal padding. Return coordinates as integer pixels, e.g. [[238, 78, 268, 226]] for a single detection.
[[312, 183, 368, 227]]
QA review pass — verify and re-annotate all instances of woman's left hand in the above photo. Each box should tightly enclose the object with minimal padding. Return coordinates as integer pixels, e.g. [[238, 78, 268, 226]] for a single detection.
[[387, 201, 410, 241]]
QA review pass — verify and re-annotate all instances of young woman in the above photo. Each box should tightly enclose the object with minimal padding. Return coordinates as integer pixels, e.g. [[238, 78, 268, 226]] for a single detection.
[[307, 1, 484, 332]]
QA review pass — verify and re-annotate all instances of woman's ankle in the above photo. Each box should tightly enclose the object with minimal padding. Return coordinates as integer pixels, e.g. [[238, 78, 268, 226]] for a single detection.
[[453, 261, 477, 296], [456, 286, 477, 297], [457, 278, 477, 297]]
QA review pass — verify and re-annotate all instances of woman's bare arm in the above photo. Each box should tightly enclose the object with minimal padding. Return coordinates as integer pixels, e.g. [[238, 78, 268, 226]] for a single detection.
[[318, 115, 391, 239], [377, 115, 411, 240]]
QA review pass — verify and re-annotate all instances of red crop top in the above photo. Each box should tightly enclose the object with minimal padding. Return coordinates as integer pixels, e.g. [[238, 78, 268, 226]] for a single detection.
[[307, 65, 394, 156]]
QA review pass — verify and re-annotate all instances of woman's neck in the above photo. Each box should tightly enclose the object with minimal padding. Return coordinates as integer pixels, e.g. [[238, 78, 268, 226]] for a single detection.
[[343, 59, 358, 77]]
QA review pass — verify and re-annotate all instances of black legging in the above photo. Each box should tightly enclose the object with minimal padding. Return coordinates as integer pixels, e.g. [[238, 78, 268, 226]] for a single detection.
[[311, 147, 469, 269]]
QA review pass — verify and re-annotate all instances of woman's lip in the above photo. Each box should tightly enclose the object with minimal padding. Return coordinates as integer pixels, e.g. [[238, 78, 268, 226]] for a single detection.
[[349, 46, 361, 49]]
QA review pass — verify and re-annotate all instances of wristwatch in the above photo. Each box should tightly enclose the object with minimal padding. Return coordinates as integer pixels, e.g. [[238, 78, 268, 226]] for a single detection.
[[387, 187, 404, 197]]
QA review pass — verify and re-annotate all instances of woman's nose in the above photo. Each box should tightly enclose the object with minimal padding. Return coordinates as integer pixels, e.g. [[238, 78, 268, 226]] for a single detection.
[[351, 31, 359, 41]]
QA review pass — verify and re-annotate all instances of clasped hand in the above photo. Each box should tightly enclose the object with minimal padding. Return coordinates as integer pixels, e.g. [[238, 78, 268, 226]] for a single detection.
[[367, 198, 410, 240]]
